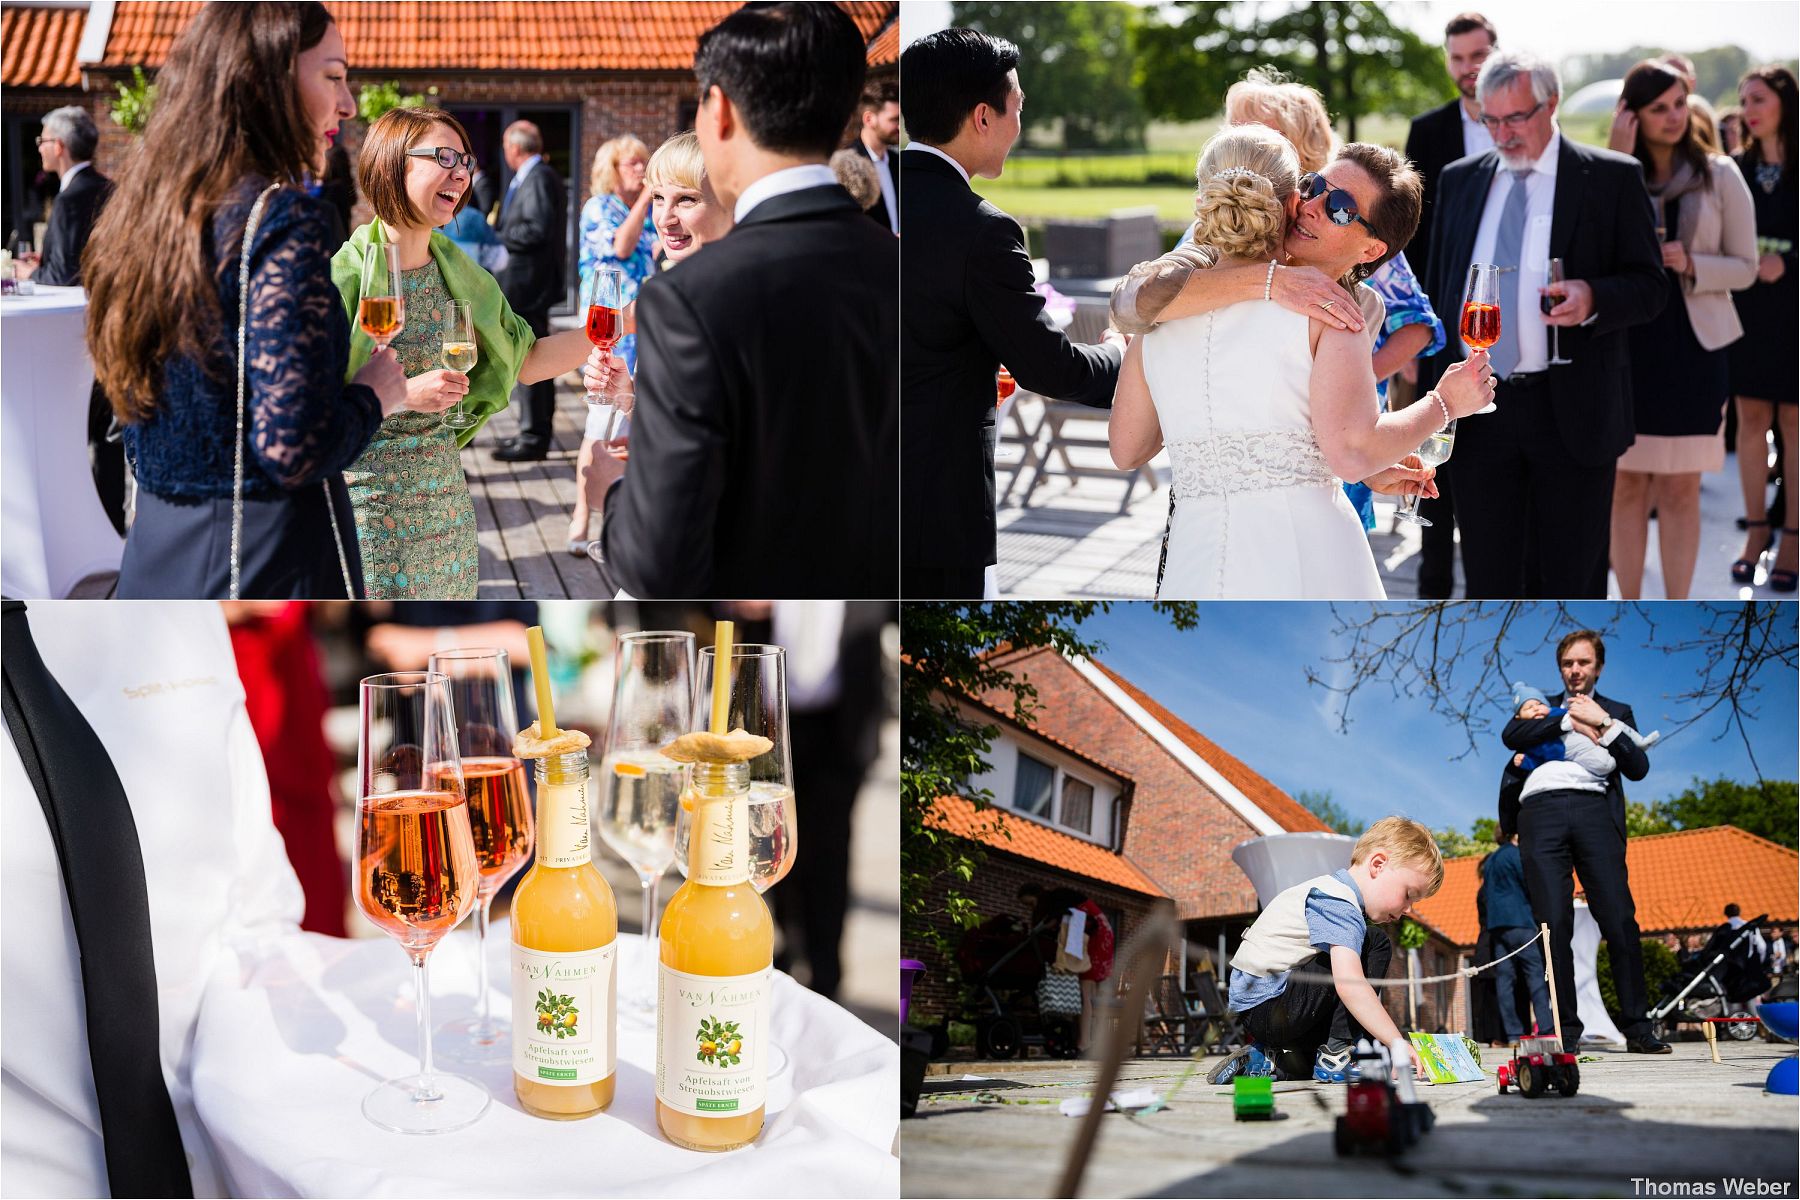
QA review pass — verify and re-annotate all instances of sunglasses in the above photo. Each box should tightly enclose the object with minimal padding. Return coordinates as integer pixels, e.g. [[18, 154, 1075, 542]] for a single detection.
[[1301, 172, 1380, 235], [406, 146, 475, 172]]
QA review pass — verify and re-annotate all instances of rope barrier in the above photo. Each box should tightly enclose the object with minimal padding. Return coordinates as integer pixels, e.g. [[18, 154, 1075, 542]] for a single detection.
[[1251, 926, 1547, 989]]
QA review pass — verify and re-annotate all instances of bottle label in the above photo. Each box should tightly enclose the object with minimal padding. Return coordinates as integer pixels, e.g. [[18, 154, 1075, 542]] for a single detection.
[[688, 794, 750, 887], [511, 942, 616, 1085], [655, 964, 771, 1117], [537, 778, 592, 868]]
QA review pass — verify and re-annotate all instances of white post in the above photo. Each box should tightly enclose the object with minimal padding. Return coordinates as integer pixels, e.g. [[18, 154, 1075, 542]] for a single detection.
[[1408, 947, 1420, 1029]]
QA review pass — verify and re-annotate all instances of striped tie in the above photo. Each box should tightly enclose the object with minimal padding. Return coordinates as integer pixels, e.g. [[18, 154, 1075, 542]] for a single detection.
[[1490, 168, 1533, 377]]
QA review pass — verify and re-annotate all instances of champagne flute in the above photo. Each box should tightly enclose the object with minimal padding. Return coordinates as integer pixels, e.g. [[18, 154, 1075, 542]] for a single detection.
[[1459, 263, 1501, 414], [359, 241, 405, 352], [354, 672, 489, 1133], [428, 648, 531, 1063], [1392, 420, 1456, 527], [581, 266, 626, 440], [440, 298, 481, 431], [1544, 257, 1573, 366], [594, 630, 695, 1018], [691, 642, 796, 1076]]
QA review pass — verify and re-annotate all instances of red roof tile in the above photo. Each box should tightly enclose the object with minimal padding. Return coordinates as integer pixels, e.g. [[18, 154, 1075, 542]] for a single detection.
[[865, 13, 897, 65], [2, 4, 86, 89], [928, 795, 1169, 899], [1414, 825, 1799, 948], [1085, 658, 1333, 836], [95, 1, 896, 72]]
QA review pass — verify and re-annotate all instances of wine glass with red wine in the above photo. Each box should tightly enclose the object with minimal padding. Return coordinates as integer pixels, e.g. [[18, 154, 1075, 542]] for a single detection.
[[1459, 263, 1501, 414], [582, 266, 627, 438]]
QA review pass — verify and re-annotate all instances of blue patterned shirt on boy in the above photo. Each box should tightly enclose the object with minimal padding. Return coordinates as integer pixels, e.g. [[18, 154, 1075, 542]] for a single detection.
[[578, 192, 659, 371], [1228, 869, 1367, 1012]]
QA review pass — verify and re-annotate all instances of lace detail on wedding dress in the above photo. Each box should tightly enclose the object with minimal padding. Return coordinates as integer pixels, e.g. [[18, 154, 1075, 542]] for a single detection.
[[1166, 430, 1337, 499]]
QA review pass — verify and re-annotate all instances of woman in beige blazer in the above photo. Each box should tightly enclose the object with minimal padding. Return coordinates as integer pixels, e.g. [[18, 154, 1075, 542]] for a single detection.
[[1608, 60, 1758, 598]]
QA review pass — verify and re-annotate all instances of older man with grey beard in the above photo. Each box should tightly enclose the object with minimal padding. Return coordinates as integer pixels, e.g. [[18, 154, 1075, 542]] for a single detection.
[[1419, 50, 1666, 599]]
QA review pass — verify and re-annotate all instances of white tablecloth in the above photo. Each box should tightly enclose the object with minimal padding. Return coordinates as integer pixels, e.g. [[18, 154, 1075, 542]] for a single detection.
[[1, 286, 122, 597], [191, 923, 899, 1198]]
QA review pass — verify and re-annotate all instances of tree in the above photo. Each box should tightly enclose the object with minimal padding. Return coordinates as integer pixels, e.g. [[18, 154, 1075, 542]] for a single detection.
[[1296, 789, 1365, 837], [1134, 1, 1447, 139], [1433, 824, 1495, 860], [950, 1, 1150, 149], [111, 66, 157, 136], [1650, 776, 1798, 850], [1303, 602, 1796, 773], [902, 602, 1198, 957]]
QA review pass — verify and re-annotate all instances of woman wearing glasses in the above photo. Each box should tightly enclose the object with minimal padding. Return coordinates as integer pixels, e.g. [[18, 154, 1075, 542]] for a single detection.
[[330, 107, 592, 598], [1108, 124, 1494, 598]]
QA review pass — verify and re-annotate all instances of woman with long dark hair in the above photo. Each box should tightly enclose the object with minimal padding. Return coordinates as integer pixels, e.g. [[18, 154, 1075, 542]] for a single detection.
[[85, 2, 427, 598], [1728, 65, 1799, 592], [1606, 59, 1758, 599]]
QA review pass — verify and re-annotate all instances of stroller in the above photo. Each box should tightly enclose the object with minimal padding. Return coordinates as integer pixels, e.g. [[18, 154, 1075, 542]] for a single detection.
[[950, 912, 1083, 1060], [1648, 913, 1771, 1042]]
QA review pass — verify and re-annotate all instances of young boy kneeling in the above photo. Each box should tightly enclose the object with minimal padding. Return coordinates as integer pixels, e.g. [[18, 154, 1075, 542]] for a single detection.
[[1221, 816, 1443, 1083]]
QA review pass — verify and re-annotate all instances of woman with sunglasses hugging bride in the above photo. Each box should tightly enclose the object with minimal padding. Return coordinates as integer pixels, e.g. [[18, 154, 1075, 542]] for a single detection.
[[1108, 123, 1495, 599]]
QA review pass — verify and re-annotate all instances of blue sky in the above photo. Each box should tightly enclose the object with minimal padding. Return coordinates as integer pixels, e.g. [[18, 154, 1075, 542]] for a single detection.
[[1064, 603, 1799, 834]]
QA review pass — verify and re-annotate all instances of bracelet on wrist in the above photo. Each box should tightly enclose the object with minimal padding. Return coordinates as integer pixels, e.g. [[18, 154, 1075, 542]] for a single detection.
[[1264, 259, 1277, 302], [1430, 390, 1452, 428]]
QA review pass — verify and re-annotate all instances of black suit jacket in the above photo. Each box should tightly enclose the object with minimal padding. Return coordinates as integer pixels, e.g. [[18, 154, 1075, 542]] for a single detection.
[[598, 184, 897, 598], [856, 141, 898, 233], [1402, 99, 1469, 290], [900, 148, 1121, 576], [496, 160, 565, 314], [37, 166, 111, 287], [1421, 137, 1667, 466], [1499, 689, 1649, 841]]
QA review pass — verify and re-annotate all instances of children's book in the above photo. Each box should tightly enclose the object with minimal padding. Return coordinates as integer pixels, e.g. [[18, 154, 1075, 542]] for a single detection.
[[1407, 1032, 1486, 1084]]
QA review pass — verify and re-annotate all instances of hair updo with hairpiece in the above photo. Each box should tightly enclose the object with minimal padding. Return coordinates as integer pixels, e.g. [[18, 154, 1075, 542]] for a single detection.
[[1190, 123, 1301, 262]]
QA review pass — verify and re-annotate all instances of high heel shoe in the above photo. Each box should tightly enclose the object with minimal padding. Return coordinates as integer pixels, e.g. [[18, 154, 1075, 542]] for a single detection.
[[1771, 527, 1798, 593], [566, 516, 590, 557], [1731, 519, 1771, 584]]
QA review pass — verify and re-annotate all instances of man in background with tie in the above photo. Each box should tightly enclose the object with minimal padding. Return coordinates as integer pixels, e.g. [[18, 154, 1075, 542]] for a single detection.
[[1421, 50, 1665, 598], [493, 121, 567, 463]]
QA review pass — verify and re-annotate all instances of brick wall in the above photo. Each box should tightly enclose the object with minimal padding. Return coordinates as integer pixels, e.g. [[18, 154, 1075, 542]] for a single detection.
[[977, 648, 1266, 923], [903, 845, 1160, 1029]]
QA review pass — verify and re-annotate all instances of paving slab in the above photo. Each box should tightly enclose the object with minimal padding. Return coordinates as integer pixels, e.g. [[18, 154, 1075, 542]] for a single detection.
[[901, 1042, 1799, 1198]]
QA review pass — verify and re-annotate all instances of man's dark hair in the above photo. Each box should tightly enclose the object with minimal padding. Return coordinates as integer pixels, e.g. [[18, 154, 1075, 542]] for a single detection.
[[1444, 11, 1497, 43], [1556, 629, 1606, 668], [1726, 903, 1742, 918], [861, 80, 898, 114], [694, 2, 868, 158], [899, 27, 1020, 146]]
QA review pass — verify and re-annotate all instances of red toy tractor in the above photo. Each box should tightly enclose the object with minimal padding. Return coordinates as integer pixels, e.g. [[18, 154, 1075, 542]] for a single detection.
[[1333, 1041, 1436, 1156], [1495, 1036, 1580, 1098]]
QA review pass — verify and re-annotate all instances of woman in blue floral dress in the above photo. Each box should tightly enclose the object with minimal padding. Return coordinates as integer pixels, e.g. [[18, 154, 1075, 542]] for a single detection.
[[569, 135, 659, 552]]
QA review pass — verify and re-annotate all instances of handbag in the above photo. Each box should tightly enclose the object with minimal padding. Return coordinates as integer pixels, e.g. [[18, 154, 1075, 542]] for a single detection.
[[1037, 972, 1082, 1017], [1054, 911, 1093, 975], [230, 184, 356, 600]]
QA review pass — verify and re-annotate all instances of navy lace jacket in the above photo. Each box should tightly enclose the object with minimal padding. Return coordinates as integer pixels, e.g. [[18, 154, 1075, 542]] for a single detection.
[[122, 180, 383, 499]]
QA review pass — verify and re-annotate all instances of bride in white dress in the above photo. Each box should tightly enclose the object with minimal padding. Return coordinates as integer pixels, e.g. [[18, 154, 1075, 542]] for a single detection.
[[1110, 125, 1494, 599]]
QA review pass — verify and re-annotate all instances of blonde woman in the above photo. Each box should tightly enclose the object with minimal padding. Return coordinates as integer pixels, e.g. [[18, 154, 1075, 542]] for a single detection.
[[1108, 125, 1493, 598]]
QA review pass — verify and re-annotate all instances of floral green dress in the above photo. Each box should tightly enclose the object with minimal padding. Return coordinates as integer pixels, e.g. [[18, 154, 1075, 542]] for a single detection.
[[344, 259, 481, 598]]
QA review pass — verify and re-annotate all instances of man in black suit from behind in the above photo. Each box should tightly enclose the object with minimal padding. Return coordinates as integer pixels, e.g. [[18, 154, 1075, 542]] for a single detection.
[[595, 2, 897, 598], [493, 120, 567, 462], [1498, 629, 1668, 1054], [854, 82, 900, 234], [1403, 11, 1499, 595], [33, 107, 125, 535], [1421, 50, 1665, 598], [900, 29, 1122, 599]]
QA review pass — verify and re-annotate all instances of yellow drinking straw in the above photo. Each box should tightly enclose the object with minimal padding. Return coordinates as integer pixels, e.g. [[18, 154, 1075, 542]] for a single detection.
[[709, 620, 734, 734], [527, 625, 557, 738]]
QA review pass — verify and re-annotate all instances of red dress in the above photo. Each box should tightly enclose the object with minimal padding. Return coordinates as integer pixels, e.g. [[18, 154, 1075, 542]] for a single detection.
[[228, 603, 346, 936], [1077, 900, 1116, 983]]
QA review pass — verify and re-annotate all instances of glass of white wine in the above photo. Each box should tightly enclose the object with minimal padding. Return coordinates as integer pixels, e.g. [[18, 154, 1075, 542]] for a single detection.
[[1393, 419, 1456, 527], [594, 630, 695, 1018], [440, 299, 480, 431], [689, 642, 796, 1077]]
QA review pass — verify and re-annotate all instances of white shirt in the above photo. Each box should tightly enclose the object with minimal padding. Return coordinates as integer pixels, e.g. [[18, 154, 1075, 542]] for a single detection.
[[866, 143, 899, 234], [774, 600, 846, 710], [1459, 103, 1496, 160], [2, 605, 304, 1199], [1463, 129, 1561, 372], [732, 163, 839, 224], [907, 141, 971, 186], [59, 160, 91, 186]]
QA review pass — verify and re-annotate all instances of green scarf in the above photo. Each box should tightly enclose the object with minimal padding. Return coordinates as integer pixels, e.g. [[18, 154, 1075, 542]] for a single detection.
[[332, 221, 536, 448]]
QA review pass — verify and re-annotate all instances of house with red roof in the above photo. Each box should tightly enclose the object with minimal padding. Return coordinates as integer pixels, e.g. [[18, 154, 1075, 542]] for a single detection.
[[3, 1, 898, 286]]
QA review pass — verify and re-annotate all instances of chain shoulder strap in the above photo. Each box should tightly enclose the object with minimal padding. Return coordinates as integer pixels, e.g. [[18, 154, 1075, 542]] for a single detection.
[[231, 184, 358, 599]]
